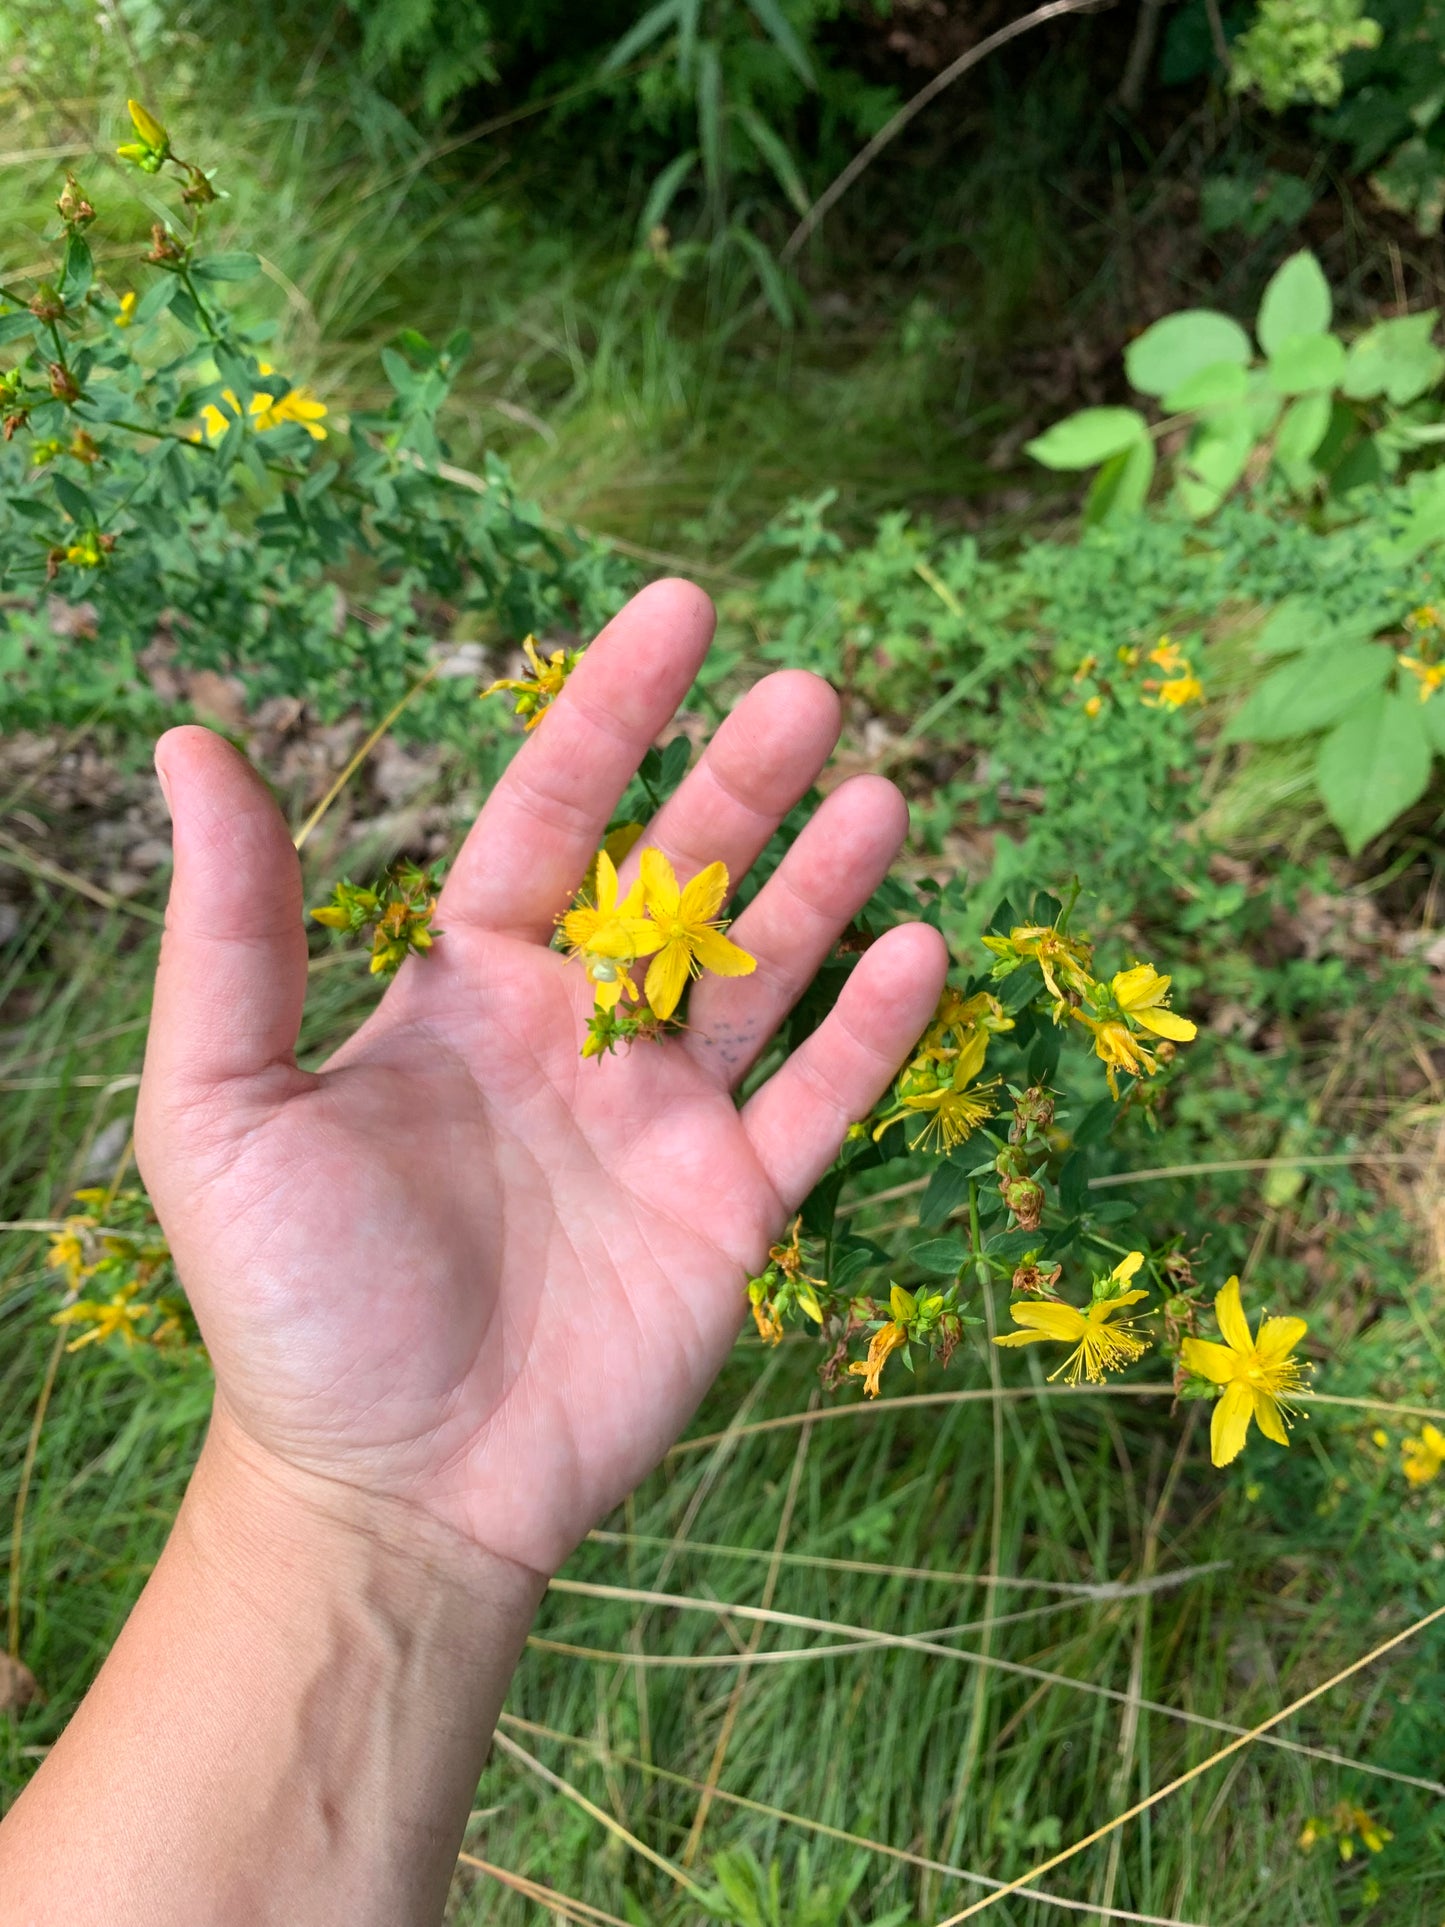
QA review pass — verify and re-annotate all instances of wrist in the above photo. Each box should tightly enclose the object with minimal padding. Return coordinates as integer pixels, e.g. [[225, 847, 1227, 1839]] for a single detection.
[[185, 1401, 549, 1640]]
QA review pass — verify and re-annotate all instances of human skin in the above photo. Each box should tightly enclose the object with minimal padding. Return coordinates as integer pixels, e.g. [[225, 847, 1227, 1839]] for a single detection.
[[0, 579, 947, 1926]]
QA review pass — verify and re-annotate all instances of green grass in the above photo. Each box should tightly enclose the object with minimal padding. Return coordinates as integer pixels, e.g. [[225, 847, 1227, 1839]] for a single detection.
[[4, 860, 1445, 1925], [7, 18, 1445, 1926]]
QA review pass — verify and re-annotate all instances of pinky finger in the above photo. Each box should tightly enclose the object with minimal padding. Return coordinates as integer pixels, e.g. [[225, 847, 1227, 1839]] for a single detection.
[[740, 922, 948, 1212]]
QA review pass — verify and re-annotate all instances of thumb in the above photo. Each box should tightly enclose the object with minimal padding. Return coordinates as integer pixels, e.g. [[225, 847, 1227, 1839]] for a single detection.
[[141, 725, 307, 1108]]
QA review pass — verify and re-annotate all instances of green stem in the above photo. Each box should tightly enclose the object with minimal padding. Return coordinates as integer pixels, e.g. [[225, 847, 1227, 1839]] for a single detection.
[[967, 1179, 991, 1294]]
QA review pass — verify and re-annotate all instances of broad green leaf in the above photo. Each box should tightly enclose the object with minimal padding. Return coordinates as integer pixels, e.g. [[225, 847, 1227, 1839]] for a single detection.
[[1125, 310, 1252, 398], [1316, 688, 1432, 853], [1083, 434, 1155, 525], [1253, 595, 1379, 655], [1273, 391, 1332, 488], [1257, 250, 1332, 356], [1161, 360, 1248, 413], [191, 252, 260, 282], [919, 1158, 971, 1228], [1175, 406, 1254, 517], [1266, 330, 1347, 395], [1024, 406, 1148, 470], [1226, 638, 1392, 742], [1342, 310, 1445, 404], [0, 312, 35, 344], [1386, 466, 1445, 560], [1419, 691, 1445, 755]]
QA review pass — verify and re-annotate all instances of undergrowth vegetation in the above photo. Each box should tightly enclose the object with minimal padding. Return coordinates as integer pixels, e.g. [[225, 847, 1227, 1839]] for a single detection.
[[6, 3, 1445, 1923]]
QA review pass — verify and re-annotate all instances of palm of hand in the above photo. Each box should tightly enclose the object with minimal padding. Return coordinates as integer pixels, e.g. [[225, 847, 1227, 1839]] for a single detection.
[[139, 583, 945, 1575]]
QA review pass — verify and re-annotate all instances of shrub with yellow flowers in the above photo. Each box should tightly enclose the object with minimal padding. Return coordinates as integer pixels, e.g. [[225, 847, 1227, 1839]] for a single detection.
[[320, 681, 1315, 1472], [0, 104, 630, 743]]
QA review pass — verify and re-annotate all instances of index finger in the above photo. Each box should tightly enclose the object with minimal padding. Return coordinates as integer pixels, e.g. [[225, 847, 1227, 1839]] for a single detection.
[[439, 579, 715, 941]]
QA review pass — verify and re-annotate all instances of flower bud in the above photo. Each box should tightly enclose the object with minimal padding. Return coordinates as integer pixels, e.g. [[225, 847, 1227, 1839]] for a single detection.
[[1000, 1174, 1045, 1231]]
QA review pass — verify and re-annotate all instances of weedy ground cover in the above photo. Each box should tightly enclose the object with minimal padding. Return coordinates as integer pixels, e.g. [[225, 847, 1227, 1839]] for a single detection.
[[6, 17, 1445, 1927]]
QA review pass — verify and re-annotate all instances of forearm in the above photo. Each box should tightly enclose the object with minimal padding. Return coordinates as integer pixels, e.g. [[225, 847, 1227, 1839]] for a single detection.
[[0, 1408, 544, 1927]]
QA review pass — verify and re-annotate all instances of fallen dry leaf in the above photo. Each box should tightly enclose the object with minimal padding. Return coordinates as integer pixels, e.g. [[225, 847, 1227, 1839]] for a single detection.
[[0, 1651, 43, 1714]]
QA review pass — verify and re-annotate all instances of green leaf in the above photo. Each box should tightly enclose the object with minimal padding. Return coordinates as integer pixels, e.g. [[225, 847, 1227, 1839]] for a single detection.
[[51, 474, 94, 526], [0, 312, 35, 344], [1316, 688, 1432, 853], [744, 0, 816, 85], [1273, 391, 1332, 487], [638, 149, 697, 234], [1226, 638, 1392, 743], [1175, 406, 1255, 517], [919, 1158, 971, 1228], [736, 106, 809, 215], [191, 252, 260, 282], [1253, 595, 1378, 656], [1419, 692, 1445, 756], [1024, 407, 1148, 470], [1266, 330, 1347, 395], [134, 277, 178, 325], [1342, 311, 1445, 404], [58, 233, 93, 304], [1161, 360, 1248, 413], [600, 0, 685, 73], [729, 224, 794, 327], [1257, 250, 1331, 356], [696, 40, 724, 204], [910, 1235, 970, 1275], [1124, 310, 1252, 398], [1083, 434, 1155, 525]]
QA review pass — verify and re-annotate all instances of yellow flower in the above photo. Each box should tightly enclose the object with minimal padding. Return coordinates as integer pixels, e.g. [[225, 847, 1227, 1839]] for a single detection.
[[1083, 694, 1103, 719], [561, 849, 659, 1011], [1179, 1276, 1309, 1467], [638, 849, 756, 1021], [480, 634, 580, 730], [1112, 964, 1197, 1042], [1402, 1422, 1445, 1486], [1084, 963, 1197, 1095], [982, 923, 1095, 1005], [52, 1281, 150, 1351], [901, 1070, 1000, 1153], [117, 98, 169, 170], [195, 363, 329, 444], [1398, 653, 1445, 701], [1072, 653, 1099, 682], [994, 1283, 1151, 1384], [253, 384, 328, 439], [47, 1218, 95, 1288], [1371, 1426, 1389, 1449], [1148, 636, 1187, 675], [1148, 672, 1204, 707], [849, 1320, 907, 1398], [114, 291, 137, 328]]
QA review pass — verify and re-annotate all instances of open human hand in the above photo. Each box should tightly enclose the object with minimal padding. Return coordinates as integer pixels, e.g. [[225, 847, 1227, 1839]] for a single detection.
[[136, 579, 948, 1577]]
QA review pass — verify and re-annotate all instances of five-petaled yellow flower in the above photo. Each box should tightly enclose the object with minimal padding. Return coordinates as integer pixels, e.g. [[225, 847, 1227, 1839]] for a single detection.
[[1179, 1276, 1309, 1467], [638, 849, 756, 1021], [1401, 1422, 1445, 1486], [560, 849, 659, 1010], [994, 1253, 1150, 1383], [849, 1320, 907, 1398]]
